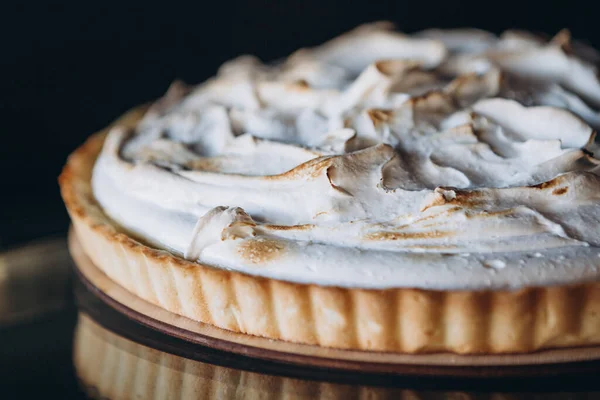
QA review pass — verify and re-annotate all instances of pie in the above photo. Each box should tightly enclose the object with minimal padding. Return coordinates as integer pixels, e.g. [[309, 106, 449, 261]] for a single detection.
[[60, 23, 600, 354]]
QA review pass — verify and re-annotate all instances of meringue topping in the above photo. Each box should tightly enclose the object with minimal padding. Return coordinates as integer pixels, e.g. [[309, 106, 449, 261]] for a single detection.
[[92, 23, 600, 289]]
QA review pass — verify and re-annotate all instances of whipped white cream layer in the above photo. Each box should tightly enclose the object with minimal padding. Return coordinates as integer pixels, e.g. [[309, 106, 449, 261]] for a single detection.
[[92, 23, 600, 290]]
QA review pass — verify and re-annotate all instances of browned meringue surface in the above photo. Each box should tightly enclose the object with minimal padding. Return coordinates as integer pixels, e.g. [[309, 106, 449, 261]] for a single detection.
[[61, 104, 600, 354], [90, 23, 600, 290]]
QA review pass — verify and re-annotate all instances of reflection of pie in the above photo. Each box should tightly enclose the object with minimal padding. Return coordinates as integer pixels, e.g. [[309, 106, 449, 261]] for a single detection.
[[74, 313, 596, 398], [77, 314, 383, 399], [60, 23, 600, 354]]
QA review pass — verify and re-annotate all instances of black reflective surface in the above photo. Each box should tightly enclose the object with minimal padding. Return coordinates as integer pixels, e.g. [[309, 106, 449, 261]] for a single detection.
[[0, 306, 81, 397]]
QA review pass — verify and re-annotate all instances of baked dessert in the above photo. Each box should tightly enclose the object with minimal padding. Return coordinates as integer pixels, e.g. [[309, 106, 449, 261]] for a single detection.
[[60, 23, 600, 354]]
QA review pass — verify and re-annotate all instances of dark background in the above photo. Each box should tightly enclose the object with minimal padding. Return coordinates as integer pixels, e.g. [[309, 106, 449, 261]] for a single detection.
[[2, 1, 600, 250]]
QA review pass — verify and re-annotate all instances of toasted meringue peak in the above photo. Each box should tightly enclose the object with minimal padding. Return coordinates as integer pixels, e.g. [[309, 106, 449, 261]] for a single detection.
[[472, 98, 593, 148], [289, 23, 448, 74], [92, 23, 600, 289], [416, 28, 498, 53], [185, 207, 256, 261]]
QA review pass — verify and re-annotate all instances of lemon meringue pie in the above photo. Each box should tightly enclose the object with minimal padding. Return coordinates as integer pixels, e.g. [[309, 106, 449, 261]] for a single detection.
[[60, 23, 600, 354]]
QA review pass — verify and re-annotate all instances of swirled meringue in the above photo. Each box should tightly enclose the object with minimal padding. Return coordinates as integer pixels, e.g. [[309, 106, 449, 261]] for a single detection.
[[92, 23, 600, 290]]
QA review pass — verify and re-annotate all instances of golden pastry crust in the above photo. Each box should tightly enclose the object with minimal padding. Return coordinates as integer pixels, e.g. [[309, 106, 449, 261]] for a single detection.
[[59, 107, 600, 354]]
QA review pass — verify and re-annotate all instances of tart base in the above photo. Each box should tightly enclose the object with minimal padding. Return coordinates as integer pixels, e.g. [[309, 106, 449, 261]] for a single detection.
[[71, 230, 600, 371], [59, 107, 600, 354]]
